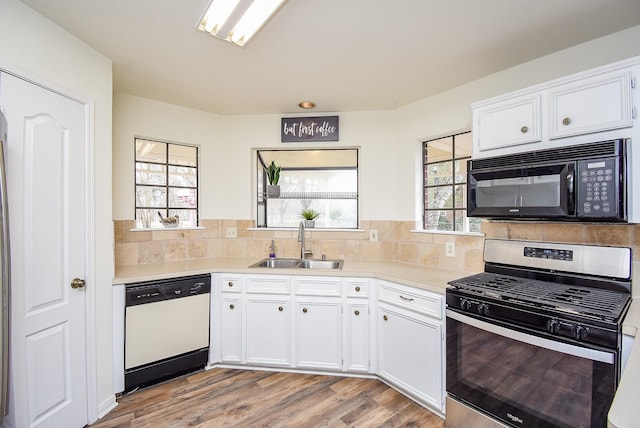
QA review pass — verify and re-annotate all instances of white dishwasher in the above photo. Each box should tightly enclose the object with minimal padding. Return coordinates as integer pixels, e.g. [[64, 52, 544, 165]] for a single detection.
[[124, 274, 211, 391]]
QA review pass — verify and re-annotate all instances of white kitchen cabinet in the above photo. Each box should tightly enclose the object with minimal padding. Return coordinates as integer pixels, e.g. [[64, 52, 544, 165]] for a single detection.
[[377, 280, 444, 412], [294, 298, 342, 370], [473, 94, 541, 152], [472, 57, 639, 158], [548, 70, 633, 139], [245, 295, 291, 367], [344, 300, 370, 373], [343, 278, 372, 373], [220, 294, 242, 363], [293, 276, 343, 370], [245, 275, 292, 367]]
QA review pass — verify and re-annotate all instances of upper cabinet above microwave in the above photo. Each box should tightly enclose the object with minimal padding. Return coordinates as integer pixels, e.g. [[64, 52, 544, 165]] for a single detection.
[[471, 56, 639, 159]]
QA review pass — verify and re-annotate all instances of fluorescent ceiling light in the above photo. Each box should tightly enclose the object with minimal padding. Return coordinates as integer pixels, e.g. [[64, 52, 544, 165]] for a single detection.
[[198, 0, 288, 47]]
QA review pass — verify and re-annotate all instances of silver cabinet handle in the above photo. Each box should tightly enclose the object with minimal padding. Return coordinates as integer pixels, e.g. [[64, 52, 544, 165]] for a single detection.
[[354, 310, 360, 316], [71, 278, 86, 289], [520, 126, 528, 133], [399, 295, 414, 302], [562, 117, 571, 126], [302, 308, 308, 313], [229, 304, 235, 310]]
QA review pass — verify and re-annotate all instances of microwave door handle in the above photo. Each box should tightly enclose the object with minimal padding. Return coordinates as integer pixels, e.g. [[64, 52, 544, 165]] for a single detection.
[[519, 195, 523, 207]]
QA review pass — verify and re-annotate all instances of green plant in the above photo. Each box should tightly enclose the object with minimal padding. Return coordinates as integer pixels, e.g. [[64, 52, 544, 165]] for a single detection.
[[266, 161, 281, 185], [300, 208, 320, 220]]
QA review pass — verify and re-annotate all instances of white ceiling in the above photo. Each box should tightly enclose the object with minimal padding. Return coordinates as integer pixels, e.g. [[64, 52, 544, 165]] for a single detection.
[[20, 0, 640, 115]]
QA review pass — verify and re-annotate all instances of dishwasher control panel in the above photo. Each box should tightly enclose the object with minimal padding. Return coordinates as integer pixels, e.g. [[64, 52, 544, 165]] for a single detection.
[[125, 274, 211, 306]]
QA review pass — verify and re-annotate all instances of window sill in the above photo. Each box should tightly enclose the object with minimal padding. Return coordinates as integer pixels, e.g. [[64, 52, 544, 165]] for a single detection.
[[129, 226, 205, 232], [410, 229, 484, 237], [248, 227, 365, 233]]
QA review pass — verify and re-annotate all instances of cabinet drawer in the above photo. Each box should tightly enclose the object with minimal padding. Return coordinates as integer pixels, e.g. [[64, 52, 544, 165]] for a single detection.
[[246, 275, 291, 294], [294, 276, 342, 297], [344, 278, 369, 298], [219, 275, 242, 293], [378, 281, 443, 320]]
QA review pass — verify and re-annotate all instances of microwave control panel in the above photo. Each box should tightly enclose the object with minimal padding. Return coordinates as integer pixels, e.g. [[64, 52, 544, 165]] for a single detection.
[[576, 157, 619, 218]]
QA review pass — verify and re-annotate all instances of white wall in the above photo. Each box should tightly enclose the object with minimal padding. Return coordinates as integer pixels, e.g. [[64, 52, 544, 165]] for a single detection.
[[0, 0, 113, 421], [115, 25, 640, 224], [113, 96, 397, 220]]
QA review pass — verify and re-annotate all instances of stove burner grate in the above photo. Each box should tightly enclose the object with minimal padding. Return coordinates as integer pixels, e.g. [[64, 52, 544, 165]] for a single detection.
[[450, 272, 629, 321]]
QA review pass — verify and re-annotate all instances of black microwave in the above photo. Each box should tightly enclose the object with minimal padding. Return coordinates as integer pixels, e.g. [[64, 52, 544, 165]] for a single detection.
[[467, 139, 628, 221]]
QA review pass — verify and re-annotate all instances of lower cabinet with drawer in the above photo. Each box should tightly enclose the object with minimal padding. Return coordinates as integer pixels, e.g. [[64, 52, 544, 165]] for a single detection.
[[377, 280, 445, 412]]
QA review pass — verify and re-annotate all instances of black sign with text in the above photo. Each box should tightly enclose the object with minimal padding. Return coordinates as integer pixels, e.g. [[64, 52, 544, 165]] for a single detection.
[[281, 116, 339, 142]]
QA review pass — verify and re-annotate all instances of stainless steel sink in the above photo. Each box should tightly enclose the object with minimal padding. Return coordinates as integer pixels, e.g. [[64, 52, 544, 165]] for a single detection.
[[249, 258, 302, 269], [297, 259, 343, 270], [249, 258, 343, 270]]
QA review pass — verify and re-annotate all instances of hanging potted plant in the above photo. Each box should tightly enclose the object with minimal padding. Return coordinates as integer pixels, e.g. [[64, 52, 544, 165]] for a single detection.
[[300, 208, 320, 228], [266, 161, 281, 198]]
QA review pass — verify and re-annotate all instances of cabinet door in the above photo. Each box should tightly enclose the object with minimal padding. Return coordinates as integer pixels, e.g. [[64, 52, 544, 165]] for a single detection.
[[549, 71, 632, 139], [220, 295, 242, 363], [295, 299, 342, 370], [378, 305, 443, 411], [474, 94, 541, 153], [245, 296, 291, 367], [344, 301, 370, 373]]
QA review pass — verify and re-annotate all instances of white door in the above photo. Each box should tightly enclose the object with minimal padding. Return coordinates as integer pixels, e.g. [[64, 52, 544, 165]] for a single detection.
[[0, 72, 88, 428]]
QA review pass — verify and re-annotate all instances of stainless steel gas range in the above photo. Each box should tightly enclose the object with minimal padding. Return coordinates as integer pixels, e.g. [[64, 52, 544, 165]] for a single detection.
[[446, 239, 632, 428]]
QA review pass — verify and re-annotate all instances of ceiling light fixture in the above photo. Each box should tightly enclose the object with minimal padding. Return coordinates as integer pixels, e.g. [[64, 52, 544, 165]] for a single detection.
[[198, 0, 288, 47], [298, 101, 316, 109]]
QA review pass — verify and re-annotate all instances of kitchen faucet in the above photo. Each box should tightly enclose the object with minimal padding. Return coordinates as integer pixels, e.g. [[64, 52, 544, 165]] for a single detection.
[[297, 221, 312, 259]]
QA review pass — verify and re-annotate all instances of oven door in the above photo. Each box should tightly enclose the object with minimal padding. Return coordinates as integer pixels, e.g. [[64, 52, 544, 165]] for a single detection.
[[467, 162, 575, 218], [446, 310, 617, 428]]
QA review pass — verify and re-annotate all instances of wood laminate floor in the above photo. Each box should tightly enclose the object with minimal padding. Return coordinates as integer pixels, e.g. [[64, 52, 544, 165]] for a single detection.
[[90, 368, 446, 427]]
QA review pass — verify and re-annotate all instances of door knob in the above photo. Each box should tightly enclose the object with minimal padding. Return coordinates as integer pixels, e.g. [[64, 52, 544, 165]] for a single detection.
[[71, 278, 86, 289]]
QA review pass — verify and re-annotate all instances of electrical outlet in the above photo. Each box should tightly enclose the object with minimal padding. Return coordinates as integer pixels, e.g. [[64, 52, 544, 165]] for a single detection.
[[369, 229, 378, 242], [226, 227, 237, 239], [445, 241, 456, 257]]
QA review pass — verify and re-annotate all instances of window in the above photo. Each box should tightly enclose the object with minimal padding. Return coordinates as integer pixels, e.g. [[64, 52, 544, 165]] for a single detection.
[[256, 148, 359, 229], [135, 138, 199, 228], [423, 132, 480, 233]]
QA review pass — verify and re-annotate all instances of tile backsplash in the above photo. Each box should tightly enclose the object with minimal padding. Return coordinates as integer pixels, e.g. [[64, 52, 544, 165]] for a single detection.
[[114, 219, 640, 272]]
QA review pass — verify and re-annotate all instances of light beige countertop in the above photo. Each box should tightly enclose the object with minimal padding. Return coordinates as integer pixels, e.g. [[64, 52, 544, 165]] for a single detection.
[[114, 257, 470, 294], [608, 300, 640, 428]]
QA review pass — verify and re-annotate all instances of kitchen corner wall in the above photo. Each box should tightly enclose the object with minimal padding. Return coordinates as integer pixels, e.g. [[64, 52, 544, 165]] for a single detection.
[[114, 219, 640, 272]]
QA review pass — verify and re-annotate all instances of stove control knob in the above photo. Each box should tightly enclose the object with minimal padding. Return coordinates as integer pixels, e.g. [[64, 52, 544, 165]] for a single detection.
[[460, 298, 471, 311], [546, 319, 559, 334], [477, 303, 489, 316]]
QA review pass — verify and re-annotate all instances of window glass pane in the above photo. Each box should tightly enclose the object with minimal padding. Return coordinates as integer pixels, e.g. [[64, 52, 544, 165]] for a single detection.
[[267, 199, 357, 228], [169, 165, 197, 187], [425, 137, 453, 163], [455, 132, 473, 159], [427, 161, 453, 186], [136, 209, 161, 229], [136, 139, 166, 163], [136, 162, 166, 185], [454, 159, 467, 184], [169, 188, 197, 209], [455, 185, 466, 207], [468, 216, 482, 233], [425, 210, 454, 231], [169, 144, 197, 167], [136, 186, 166, 208], [426, 186, 454, 209], [168, 209, 198, 227], [280, 170, 357, 194]]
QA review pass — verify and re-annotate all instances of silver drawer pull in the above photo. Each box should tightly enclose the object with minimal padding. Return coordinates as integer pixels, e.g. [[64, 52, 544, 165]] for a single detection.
[[399, 295, 414, 302]]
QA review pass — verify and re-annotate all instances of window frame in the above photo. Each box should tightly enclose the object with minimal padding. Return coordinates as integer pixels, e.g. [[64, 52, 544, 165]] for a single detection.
[[255, 147, 360, 229], [422, 131, 479, 233], [134, 137, 200, 229]]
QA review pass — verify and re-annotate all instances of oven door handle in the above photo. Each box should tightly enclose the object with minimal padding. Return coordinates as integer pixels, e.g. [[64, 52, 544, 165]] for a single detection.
[[446, 310, 615, 364]]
